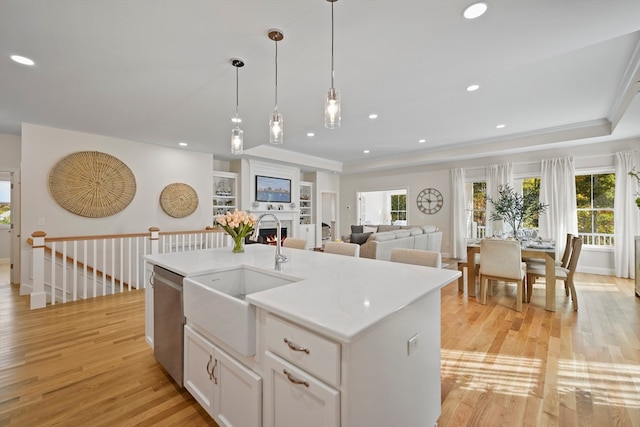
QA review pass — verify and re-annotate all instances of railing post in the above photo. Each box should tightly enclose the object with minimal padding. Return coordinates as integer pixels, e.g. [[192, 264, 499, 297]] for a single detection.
[[149, 227, 159, 255], [30, 231, 47, 309]]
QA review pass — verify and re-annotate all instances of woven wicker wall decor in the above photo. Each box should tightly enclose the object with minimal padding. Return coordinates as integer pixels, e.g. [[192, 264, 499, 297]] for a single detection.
[[160, 183, 199, 218], [48, 151, 137, 218]]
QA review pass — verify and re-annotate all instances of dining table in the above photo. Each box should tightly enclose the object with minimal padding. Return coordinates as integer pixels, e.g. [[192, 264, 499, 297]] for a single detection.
[[464, 239, 558, 311]]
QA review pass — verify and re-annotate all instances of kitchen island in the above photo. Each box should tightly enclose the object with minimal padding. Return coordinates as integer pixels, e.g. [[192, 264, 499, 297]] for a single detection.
[[145, 244, 460, 427]]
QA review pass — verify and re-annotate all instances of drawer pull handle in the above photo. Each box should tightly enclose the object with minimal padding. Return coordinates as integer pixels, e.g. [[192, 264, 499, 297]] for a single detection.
[[284, 338, 310, 354], [206, 355, 213, 380], [212, 358, 218, 385], [283, 369, 309, 388]]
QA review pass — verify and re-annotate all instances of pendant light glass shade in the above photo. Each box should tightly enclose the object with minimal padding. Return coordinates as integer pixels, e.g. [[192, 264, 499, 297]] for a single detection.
[[231, 127, 243, 154], [325, 87, 340, 129], [230, 58, 244, 155], [325, 0, 341, 129], [269, 111, 284, 144], [268, 29, 284, 145]]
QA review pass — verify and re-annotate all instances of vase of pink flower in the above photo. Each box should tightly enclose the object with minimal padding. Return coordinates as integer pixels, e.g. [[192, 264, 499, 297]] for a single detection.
[[215, 210, 257, 253]]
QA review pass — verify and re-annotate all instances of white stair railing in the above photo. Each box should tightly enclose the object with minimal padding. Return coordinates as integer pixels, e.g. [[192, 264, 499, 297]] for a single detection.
[[28, 226, 230, 309]]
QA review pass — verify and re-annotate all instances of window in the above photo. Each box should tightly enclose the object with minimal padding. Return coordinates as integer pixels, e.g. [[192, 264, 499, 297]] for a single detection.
[[357, 189, 407, 225], [575, 173, 615, 246], [516, 177, 542, 229], [390, 193, 407, 224], [0, 180, 10, 226], [465, 181, 486, 238]]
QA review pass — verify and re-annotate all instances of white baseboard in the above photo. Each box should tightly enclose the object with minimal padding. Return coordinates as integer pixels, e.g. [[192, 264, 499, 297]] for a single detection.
[[576, 266, 614, 276], [20, 282, 32, 295]]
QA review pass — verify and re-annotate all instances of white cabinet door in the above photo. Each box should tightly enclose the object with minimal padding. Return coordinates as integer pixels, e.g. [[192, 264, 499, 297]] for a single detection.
[[185, 325, 262, 426], [300, 224, 316, 249], [184, 326, 216, 417], [214, 347, 262, 427], [263, 352, 339, 427]]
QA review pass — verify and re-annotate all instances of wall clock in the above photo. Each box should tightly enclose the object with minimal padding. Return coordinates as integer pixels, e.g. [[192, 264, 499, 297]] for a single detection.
[[416, 188, 443, 214]]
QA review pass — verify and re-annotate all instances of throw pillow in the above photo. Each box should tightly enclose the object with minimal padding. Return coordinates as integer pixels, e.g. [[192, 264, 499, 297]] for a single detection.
[[363, 225, 378, 233], [350, 232, 373, 245], [377, 225, 400, 232], [351, 225, 364, 234]]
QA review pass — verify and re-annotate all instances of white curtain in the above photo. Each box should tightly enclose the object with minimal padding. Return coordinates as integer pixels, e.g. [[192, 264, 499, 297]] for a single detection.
[[614, 150, 639, 278], [451, 168, 467, 259], [485, 163, 513, 236], [539, 157, 578, 258]]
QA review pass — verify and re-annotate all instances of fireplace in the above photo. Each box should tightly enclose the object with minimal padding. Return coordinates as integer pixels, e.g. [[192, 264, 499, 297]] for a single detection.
[[247, 227, 287, 246]]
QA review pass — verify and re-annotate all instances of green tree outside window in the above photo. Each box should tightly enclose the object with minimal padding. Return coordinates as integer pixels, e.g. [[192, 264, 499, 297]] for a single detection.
[[390, 194, 407, 222], [576, 173, 615, 245]]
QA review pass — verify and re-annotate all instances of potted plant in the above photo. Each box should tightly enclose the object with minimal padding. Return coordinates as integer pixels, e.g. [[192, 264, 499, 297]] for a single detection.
[[487, 184, 548, 237]]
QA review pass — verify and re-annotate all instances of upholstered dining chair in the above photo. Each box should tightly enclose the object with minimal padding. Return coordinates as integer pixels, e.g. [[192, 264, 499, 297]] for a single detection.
[[283, 237, 307, 250], [526, 236, 582, 310], [390, 248, 442, 268], [324, 241, 360, 257], [479, 239, 526, 312]]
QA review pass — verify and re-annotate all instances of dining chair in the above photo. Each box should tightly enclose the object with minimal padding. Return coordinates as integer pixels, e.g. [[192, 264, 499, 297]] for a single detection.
[[478, 239, 526, 312], [283, 237, 307, 250], [323, 241, 360, 257], [526, 233, 573, 269], [390, 248, 442, 268], [526, 236, 582, 310]]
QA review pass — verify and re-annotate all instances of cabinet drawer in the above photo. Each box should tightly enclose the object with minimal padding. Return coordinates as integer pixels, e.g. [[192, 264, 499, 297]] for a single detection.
[[263, 351, 340, 427], [265, 314, 340, 387]]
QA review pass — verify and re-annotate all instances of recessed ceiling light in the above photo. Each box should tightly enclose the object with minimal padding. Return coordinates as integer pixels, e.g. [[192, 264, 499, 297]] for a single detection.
[[10, 55, 35, 66], [231, 117, 242, 123], [496, 124, 506, 129], [418, 139, 426, 143], [466, 84, 480, 92], [463, 2, 488, 19], [363, 150, 370, 154], [307, 132, 315, 137], [368, 114, 378, 119], [178, 141, 188, 146]]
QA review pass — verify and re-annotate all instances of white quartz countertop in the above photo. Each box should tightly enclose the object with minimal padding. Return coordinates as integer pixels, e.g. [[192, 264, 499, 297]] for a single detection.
[[145, 245, 460, 343]]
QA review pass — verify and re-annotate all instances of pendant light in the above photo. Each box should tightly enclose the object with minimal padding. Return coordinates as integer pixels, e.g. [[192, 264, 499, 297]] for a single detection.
[[268, 29, 284, 144], [230, 58, 245, 155], [324, 0, 341, 129]]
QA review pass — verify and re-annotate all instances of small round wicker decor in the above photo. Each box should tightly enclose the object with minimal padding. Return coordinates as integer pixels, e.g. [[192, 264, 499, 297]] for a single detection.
[[48, 151, 136, 218], [160, 183, 199, 218]]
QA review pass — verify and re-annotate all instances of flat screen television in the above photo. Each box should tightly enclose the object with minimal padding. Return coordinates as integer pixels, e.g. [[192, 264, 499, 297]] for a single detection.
[[255, 175, 292, 203]]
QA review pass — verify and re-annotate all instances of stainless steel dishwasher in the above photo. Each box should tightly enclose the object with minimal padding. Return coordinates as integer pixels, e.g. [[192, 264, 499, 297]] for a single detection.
[[152, 265, 184, 386]]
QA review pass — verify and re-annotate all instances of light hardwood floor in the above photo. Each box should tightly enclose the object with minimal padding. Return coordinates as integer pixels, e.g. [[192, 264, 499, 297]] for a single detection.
[[0, 273, 638, 426], [0, 261, 9, 286]]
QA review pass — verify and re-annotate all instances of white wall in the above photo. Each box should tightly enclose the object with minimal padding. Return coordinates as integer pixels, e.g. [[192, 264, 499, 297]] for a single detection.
[[21, 123, 214, 285], [339, 138, 640, 274], [341, 168, 451, 251], [0, 133, 21, 168]]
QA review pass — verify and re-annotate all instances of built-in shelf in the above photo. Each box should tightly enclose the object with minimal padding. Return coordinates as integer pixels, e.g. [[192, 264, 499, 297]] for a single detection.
[[213, 171, 238, 221], [299, 181, 312, 225]]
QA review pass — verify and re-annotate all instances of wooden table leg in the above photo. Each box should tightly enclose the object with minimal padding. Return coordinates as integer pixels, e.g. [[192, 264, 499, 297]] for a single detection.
[[545, 252, 556, 311], [457, 262, 465, 292], [467, 246, 478, 297]]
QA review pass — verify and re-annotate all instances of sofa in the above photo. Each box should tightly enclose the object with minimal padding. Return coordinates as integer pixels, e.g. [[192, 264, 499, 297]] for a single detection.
[[348, 224, 443, 261]]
